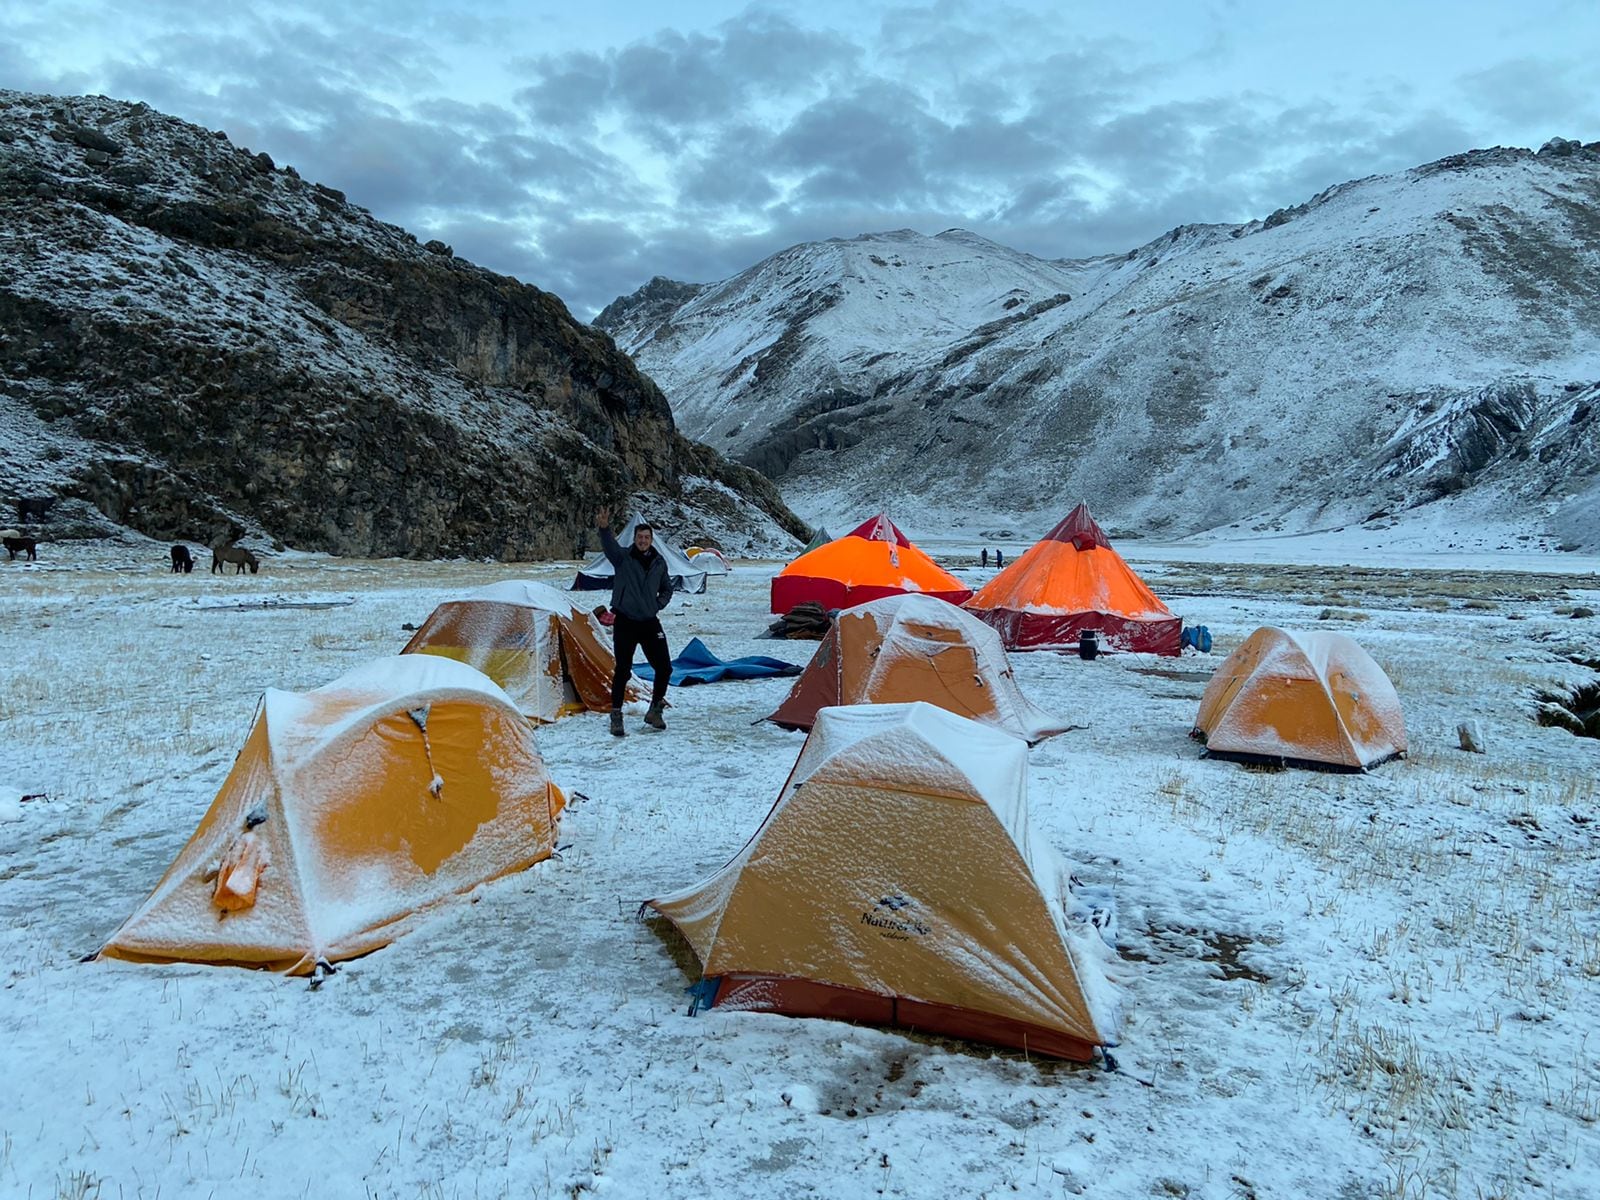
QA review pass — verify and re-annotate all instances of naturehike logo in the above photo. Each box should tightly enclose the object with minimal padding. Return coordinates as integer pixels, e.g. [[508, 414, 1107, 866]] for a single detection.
[[861, 894, 931, 940]]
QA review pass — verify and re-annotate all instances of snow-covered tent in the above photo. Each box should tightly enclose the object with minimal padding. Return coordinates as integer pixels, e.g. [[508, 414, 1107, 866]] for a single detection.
[[766, 593, 1068, 744], [573, 515, 707, 594], [648, 702, 1120, 1060], [401, 579, 632, 721], [99, 656, 564, 973], [1192, 626, 1407, 771], [686, 547, 731, 575]]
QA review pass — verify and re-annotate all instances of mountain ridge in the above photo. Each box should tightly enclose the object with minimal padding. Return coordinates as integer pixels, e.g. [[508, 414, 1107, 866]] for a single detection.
[[598, 140, 1600, 551]]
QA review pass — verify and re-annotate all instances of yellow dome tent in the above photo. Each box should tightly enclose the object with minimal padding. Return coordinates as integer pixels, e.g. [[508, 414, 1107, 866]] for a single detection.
[[100, 656, 564, 973], [402, 579, 631, 721], [1193, 626, 1407, 771], [648, 703, 1119, 1060]]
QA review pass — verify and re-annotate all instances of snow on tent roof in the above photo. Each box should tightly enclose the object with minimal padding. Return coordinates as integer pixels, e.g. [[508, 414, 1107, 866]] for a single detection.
[[767, 593, 1070, 743], [647, 701, 1121, 1060], [463, 578, 587, 611], [401, 581, 629, 720], [573, 514, 708, 594], [99, 655, 563, 973], [1193, 626, 1407, 771]]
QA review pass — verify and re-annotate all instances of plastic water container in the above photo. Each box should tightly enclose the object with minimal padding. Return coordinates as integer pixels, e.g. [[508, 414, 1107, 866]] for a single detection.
[[1078, 630, 1101, 660]]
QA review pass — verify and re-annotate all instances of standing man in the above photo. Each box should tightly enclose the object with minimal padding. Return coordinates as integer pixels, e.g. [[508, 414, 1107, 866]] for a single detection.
[[596, 507, 673, 735]]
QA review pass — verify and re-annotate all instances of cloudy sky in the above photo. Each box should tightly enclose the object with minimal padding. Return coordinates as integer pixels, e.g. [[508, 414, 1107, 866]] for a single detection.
[[4, 0, 1597, 317]]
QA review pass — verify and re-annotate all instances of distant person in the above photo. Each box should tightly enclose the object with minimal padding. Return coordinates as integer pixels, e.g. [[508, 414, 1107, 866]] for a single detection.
[[981, 548, 989, 568], [995, 549, 1005, 569], [596, 507, 673, 735]]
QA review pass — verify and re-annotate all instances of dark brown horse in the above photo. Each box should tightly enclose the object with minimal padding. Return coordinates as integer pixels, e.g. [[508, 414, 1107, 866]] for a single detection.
[[4, 536, 38, 561], [211, 545, 260, 574], [170, 545, 195, 573]]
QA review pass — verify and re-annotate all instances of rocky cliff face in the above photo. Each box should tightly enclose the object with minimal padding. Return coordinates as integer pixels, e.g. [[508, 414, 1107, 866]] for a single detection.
[[0, 91, 805, 557], [600, 145, 1600, 549]]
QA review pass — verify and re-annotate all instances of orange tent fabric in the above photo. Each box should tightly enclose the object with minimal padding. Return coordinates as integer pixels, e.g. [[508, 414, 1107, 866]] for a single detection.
[[766, 593, 1069, 743], [401, 579, 631, 721], [965, 503, 1181, 655], [100, 656, 564, 973], [770, 514, 971, 614], [647, 702, 1120, 1060], [1193, 626, 1407, 771]]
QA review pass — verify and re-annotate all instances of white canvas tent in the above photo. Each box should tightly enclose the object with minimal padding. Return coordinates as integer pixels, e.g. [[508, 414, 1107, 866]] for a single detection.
[[573, 515, 708, 594]]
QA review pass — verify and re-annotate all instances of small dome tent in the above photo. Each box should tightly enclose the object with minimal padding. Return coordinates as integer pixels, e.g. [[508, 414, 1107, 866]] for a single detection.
[[574, 515, 708, 594], [686, 547, 731, 575], [99, 656, 564, 973], [766, 593, 1069, 744], [1192, 626, 1407, 771], [965, 503, 1181, 655], [647, 703, 1119, 1060], [402, 579, 631, 721], [771, 514, 970, 614]]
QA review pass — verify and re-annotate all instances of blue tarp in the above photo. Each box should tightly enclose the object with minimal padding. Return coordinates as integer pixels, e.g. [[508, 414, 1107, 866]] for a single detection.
[[633, 637, 803, 686]]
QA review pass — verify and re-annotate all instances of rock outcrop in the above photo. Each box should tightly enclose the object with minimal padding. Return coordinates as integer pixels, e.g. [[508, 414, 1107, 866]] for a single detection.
[[0, 91, 805, 557]]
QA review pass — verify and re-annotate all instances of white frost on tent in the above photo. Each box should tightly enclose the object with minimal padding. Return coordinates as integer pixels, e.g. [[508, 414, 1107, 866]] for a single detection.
[[841, 593, 1071, 743]]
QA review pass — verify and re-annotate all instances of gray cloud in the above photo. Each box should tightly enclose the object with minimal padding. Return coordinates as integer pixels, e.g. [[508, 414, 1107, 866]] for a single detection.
[[2, 1, 1592, 321]]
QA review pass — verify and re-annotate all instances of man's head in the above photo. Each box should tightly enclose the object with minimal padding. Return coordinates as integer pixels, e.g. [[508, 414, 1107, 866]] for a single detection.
[[633, 522, 654, 552]]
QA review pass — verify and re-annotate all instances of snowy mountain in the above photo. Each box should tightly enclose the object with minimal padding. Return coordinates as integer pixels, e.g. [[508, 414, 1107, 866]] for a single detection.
[[0, 91, 806, 558], [598, 143, 1600, 550]]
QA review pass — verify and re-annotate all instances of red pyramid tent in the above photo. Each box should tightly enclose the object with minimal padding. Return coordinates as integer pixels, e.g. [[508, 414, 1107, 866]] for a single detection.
[[965, 503, 1181, 655], [770, 515, 971, 614]]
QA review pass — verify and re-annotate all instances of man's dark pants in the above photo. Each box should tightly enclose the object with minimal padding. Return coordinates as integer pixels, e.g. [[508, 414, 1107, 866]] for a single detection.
[[612, 615, 670, 708]]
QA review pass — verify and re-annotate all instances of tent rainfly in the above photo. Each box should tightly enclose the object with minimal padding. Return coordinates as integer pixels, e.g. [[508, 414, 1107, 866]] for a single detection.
[[574, 515, 708, 594], [647, 702, 1120, 1060], [99, 656, 564, 973], [1192, 626, 1407, 771], [766, 593, 1070, 744], [770, 514, 970, 614], [401, 579, 632, 721], [965, 503, 1181, 655]]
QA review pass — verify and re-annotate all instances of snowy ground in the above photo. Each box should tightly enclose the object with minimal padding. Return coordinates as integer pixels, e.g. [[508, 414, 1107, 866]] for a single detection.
[[2, 542, 1598, 1200]]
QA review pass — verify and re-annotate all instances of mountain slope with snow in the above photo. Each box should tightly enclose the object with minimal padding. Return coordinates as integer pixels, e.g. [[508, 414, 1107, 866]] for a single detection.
[[599, 145, 1600, 548], [0, 91, 805, 557]]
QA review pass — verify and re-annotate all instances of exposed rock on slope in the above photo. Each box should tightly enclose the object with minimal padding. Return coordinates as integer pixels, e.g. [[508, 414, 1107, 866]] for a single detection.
[[600, 146, 1600, 548], [0, 91, 805, 557]]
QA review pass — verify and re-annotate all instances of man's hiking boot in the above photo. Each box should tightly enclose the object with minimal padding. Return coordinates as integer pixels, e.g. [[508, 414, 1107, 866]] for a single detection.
[[609, 709, 625, 737], [645, 703, 667, 731]]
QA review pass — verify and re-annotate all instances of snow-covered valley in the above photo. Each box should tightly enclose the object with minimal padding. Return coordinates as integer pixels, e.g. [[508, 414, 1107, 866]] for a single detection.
[[2, 538, 1597, 1198]]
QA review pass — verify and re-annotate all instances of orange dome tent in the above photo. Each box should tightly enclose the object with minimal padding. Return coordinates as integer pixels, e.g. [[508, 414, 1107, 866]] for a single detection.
[[965, 503, 1181, 655], [99, 656, 564, 973], [766, 593, 1069, 743], [401, 579, 632, 721], [1192, 626, 1407, 771], [770, 514, 970, 614], [647, 703, 1120, 1060]]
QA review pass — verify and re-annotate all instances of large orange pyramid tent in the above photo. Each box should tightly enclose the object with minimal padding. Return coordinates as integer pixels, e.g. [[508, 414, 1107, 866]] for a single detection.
[[99, 656, 564, 973], [647, 702, 1120, 1060], [965, 503, 1181, 655], [770, 514, 971, 614], [1193, 627, 1407, 771], [766, 593, 1069, 743], [401, 579, 632, 722]]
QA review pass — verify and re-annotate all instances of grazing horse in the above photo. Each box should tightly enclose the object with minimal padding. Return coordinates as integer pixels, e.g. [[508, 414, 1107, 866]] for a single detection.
[[170, 545, 195, 573], [211, 545, 260, 575], [4, 536, 38, 561]]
